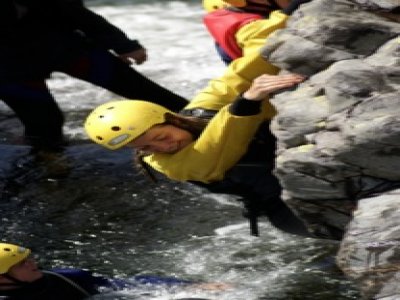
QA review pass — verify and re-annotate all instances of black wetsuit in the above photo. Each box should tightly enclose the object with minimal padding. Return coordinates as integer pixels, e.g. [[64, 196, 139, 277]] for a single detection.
[[0, 269, 194, 300], [183, 98, 311, 237], [0, 0, 188, 148], [0, 271, 95, 300]]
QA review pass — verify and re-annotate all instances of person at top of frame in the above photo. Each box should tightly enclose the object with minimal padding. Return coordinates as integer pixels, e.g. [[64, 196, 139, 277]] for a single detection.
[[202, 0, 280, 64], [190, 0, 312, 115], [0, 0, 188, 151]]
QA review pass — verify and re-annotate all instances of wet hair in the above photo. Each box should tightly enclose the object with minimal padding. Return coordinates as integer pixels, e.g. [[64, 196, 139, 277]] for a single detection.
[[133, 112, 211, 182], [163, 112, 210, 139]]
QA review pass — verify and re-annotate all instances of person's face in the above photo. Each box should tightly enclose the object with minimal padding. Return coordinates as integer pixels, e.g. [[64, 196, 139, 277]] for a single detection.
[[127, 124, 194, 154], [4, 257, 43, 283]]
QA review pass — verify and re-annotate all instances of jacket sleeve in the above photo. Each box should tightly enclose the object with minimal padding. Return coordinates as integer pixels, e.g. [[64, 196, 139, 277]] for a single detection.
[[184, 11, 288, 118], [143, 101, 270, 183], [52, 0, 143, 54]]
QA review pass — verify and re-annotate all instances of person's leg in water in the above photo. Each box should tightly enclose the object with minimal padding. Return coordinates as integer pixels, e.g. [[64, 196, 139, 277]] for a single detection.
[[192, 122, 311, 237], [0, 81, 72, 180], [58, 48, 188, 112], [238, 122, 311, 237], [0, 81, 64, 150], [0, 49, 187, 150], [197, 164, 310, 237]]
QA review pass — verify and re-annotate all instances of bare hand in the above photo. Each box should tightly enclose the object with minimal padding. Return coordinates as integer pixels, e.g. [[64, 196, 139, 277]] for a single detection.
[[243, 73, 305, 101], [118, 48, 148, 65]]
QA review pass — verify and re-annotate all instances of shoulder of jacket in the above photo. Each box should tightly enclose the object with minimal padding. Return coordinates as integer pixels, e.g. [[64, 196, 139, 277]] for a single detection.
[[270, 10, 289, 20]]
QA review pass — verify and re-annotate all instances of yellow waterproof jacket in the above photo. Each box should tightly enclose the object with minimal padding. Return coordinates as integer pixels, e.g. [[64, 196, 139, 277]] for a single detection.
[[144, 101, 271, 183], [143, 11, 289, 183], [185, 10, 288, 119]]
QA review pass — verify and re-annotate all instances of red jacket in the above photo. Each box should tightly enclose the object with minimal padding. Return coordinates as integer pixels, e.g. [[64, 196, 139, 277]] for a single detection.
[[203, 9, 263, 60]]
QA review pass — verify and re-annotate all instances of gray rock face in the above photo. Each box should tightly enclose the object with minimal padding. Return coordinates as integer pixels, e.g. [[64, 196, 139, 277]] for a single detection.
[[338, 189, 400, 300], [261, 0, 400, 298], [262, 0, 400, 75], [351, 0, 400, 11]]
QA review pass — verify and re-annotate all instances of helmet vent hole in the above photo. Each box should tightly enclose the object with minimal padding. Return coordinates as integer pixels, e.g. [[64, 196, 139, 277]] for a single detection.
[[107, 106, 115, 110], [99, 115, 104, 118], [111, 126, 121, 131], [4, 248, 10, 251], [96, 136, 104, 141]]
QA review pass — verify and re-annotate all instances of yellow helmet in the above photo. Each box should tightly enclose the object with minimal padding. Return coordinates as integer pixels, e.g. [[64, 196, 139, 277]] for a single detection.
[[85, 100, 172, 150], [0, 243, 31, 274], [223, 0, 246, 7], [202, 0, 229, 12]]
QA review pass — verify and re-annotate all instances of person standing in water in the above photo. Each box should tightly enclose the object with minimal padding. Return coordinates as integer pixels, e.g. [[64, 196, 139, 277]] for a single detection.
[[0, 0, 188, 151]]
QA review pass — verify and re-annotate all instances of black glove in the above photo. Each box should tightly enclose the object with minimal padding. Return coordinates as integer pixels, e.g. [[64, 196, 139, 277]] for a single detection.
[[282, 0, 312, 15]]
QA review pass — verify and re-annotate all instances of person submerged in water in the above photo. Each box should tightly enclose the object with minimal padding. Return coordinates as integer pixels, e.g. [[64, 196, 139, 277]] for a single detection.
[[84, 73, 311, 237], [0, 243, 229, 300]]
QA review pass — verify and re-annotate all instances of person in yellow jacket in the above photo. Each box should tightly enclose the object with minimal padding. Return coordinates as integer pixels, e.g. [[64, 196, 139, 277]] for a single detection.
[[191, 0, 312, 116], [85, 73, 311, 237]]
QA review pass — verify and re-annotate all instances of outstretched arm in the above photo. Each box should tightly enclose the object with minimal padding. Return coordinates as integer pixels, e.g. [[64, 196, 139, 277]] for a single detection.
[[242, 73, 305, 101], [51, 0, 147, 64]]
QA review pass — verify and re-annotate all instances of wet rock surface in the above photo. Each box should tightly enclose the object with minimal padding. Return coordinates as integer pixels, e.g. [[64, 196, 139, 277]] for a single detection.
[[262, 0, 400, 298]]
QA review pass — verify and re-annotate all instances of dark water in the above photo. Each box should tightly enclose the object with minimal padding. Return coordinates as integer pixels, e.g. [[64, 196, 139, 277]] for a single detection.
[[0, 143, 361, 299], [0, 1, 361, 299]]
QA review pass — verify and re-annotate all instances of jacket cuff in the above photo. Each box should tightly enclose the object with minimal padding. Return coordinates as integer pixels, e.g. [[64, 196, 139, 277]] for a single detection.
[[229, 96, 262, 116], [113, 39, 144, 54]]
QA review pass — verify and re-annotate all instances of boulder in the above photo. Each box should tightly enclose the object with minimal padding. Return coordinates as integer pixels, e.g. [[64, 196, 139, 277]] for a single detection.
[[261, 0, 400, 297]]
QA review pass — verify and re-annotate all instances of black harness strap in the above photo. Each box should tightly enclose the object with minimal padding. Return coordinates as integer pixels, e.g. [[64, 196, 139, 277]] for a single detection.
[[241, 196, 261, 237], [42, 271, 91, 297], [249, 214, 259, 236]]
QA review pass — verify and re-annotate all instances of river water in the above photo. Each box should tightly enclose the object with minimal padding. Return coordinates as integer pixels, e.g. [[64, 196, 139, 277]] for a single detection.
[[0, 1, 361, 299]]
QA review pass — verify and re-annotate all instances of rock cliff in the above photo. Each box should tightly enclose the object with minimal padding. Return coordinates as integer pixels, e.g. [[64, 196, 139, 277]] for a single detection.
[[261, 0, 400, 298]]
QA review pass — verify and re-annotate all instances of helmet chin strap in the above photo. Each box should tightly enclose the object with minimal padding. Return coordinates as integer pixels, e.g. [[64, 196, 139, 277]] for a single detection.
[[0, 273, 29, 287]]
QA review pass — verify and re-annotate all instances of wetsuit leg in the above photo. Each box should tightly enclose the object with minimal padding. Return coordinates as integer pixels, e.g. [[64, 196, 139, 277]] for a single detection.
[[0, 81, 64, 148], [233, 145, 311, 236], [197, 166, 311, 237], [192, 122, 311, 237], [58, 49, 189, 112], [261, 196, 311, 237]]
